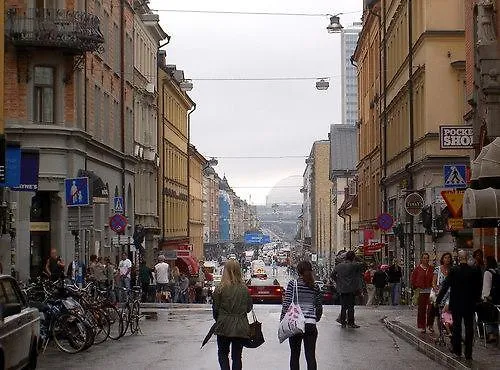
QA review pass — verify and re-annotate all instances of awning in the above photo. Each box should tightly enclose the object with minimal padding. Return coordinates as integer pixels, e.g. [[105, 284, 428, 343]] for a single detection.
[[463, 187, 500, 227], [176, 256, 199, 276]]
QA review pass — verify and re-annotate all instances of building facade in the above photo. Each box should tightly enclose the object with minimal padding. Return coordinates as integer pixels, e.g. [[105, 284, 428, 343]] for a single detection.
[[329, 125, 357, 254], [302, 140, 332, 264], [219, 178, 232, 244], [188, 145, 206, 260], [2, 0, 139, 280], [462, 0, 500, 258], [202, 168, 220, 259], [356, 0, 471, 268], [342, 22, 362, 126], [157, 58, 193, 251], [132, 1, 166, 260]]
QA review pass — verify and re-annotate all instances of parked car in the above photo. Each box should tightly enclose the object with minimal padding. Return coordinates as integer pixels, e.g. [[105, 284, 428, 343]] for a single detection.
[[0, 275, 40, 369], [246, 277, 283, 304]]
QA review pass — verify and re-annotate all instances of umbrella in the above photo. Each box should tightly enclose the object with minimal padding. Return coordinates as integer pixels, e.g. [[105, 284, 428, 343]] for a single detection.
[[201, 322, 218, 349]]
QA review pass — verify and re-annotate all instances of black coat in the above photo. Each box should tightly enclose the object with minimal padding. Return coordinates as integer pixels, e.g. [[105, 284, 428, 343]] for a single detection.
[[436, 263, 482, 314]]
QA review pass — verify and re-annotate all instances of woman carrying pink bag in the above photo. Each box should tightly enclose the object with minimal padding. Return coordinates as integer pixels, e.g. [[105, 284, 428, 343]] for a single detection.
[[280, 261, 323, 370]]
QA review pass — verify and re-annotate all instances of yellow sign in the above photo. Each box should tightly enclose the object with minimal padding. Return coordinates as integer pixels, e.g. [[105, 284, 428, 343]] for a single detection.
[[441, 190, 465, 218], [447, 218, 464, 231], [30, 222, 50, 232]]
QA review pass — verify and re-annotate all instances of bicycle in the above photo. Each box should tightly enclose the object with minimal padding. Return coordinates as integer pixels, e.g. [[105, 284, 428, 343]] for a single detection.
[[118, 286, 142, 337]]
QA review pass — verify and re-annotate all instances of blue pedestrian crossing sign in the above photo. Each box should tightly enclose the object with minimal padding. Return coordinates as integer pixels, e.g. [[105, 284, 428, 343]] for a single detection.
[[114, 196, 124, 214], [443, 165, 467, 188], [65, 177, 90, 207]]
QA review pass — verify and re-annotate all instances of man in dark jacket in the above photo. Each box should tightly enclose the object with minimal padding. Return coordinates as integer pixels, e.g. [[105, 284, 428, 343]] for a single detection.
[[332, 251, 364, 328], [436, 250, 482, 361], [372, 267, 388, 305]]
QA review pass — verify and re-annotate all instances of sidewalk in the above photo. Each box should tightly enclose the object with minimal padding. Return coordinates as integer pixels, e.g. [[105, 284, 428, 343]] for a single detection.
[[384, 307, 500, 369]]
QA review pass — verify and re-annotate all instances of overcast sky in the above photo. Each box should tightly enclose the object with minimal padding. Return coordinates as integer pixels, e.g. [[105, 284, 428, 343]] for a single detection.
[[150, 0, 363, 205]]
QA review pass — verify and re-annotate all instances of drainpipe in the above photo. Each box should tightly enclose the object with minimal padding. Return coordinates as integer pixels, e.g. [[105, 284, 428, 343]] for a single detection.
[[346, 213, 352, 250], [161, 79, 165, 239], [187, 102, 197, 241], [120, 0, 126, 211]]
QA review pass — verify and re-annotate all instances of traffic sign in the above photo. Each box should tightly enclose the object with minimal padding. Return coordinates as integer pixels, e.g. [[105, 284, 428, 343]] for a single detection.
[[377, 213, 394, 231], [404, 193, 424, 216], [444, 165, 467, 188], [109, 214, 128, 234], [440, 190, 465, 218], [65, 177, 90, 207], [114, 196, 124, 214]]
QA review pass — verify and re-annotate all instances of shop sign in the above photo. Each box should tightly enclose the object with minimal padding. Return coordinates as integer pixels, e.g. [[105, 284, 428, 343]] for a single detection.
[[447, 218, 464, 231], [363, 242, 385, 255], [439, 125, 473, 149], [404, 192, 424, 216]]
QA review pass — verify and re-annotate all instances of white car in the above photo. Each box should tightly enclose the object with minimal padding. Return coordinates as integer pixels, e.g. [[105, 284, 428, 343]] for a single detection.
[[0, 275, 40, 369]]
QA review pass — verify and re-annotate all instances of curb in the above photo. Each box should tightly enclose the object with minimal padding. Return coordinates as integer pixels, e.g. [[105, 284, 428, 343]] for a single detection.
[[383, 318, 470, 369], [140, 303, 212, 310]]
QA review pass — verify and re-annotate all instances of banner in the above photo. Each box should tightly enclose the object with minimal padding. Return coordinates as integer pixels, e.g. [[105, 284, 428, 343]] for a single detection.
[[0, 145, 21, 188], [12, 151, 40, 191]]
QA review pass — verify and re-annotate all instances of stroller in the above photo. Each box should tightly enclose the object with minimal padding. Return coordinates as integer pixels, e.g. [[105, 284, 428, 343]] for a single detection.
[[434, 304, 453, 346]]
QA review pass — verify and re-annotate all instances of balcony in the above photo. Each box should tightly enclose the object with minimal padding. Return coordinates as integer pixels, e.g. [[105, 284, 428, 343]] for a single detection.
[[6, 8, 104, 53]]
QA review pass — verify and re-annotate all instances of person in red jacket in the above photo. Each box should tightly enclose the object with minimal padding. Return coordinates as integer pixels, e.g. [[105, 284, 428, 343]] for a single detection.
[[411, 252, 434, 333]]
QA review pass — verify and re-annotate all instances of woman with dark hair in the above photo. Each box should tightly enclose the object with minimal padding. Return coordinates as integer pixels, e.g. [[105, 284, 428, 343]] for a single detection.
[[411, 253, 434, 333], [482, 256, 499, 343], [428, 252, 452, 332], [281, 261, 323, 370]]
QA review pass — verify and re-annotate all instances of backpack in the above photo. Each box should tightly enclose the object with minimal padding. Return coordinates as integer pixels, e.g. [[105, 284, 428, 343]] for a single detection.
[[490, 268, 500, 305]]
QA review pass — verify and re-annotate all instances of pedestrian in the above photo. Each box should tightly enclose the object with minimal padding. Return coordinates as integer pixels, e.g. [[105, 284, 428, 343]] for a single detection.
[[139, 260, 152, 302], [387, 259, 403, 305], [481, 256, 499, 343], [179, 272, 190, 303], [428, 252, 452, 333], [212, 259, 253, 370], [88, 255, 98, 282], [104, 256, 117, 303], [410, 252, 434, 333], [45, 248, 65, 281], [171, 266, 181, 303], [281, 261, 323, 370], [372, 266, 388, 305], [118, 252, 132, 301], [473, 249, 485, 276], [436, 250, 482, 361], [332, 250, 363, 328], [363, 263, 376, 306], [155, 255, 170, 303]]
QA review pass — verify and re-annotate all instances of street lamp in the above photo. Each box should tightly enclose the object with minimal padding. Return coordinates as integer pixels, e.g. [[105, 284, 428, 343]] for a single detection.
[[326, 14, 344, 33], [315, 78, 330, 91]]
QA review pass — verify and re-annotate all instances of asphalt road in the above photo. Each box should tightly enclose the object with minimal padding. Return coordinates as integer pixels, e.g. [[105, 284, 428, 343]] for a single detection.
[[38, 305, 444, 370]]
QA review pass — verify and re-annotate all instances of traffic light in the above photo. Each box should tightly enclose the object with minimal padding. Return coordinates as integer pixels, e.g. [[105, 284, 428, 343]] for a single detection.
[[421, 205, 433, 235]]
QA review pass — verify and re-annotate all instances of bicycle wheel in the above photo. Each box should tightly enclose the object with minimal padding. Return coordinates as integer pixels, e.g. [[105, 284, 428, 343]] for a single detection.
[[52, 313, 89, 354], [119, 305, 130, 338], [103, 304, 122, 340], [129, 301, 140, 334], [91, 308, 110, 345]]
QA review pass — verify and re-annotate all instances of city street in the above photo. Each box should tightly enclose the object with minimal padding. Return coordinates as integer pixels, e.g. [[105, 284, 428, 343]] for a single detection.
[[38, 305, 443, 370]]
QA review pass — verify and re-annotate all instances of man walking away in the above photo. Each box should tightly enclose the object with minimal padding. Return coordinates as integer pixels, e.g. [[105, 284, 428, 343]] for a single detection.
[[155, 255, 170, 303], [373, 267, 388, 305], [436, 250, 482, 362], [364, 264, 376, 306], [332, 251, 363, 328], [388, 259, 402, 305]]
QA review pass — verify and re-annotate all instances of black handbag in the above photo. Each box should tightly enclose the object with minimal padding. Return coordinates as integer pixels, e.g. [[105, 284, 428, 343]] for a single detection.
[[243, 309, 265, 348]]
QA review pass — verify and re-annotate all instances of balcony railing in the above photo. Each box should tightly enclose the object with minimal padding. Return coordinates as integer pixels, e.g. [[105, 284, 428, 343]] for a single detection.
[[6, 8, 104, 53]]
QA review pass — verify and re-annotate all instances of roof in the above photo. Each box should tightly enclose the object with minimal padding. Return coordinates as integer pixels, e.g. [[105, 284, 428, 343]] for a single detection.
[[330, 124, 357, 178]]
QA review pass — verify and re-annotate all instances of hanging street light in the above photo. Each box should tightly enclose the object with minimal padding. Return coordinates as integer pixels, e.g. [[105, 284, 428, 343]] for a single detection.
[[326, 14, 344, 33], [316, 78, 329, 91], [180, 79, 193, 91]]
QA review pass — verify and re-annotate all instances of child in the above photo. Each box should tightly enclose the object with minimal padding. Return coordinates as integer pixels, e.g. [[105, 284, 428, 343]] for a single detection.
[[441, 304, 453, 336]]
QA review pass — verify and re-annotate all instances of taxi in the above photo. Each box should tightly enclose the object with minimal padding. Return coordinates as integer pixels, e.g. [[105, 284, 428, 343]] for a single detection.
[[0, 275, 40, 370]]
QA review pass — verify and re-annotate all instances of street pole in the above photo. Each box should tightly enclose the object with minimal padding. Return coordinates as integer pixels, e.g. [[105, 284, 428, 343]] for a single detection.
[[329, 190, 332, 274]]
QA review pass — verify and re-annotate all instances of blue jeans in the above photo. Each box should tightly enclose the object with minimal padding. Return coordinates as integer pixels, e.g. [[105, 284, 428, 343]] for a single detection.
[[391, 282, 401, 305], [120, 276, 131, 302]]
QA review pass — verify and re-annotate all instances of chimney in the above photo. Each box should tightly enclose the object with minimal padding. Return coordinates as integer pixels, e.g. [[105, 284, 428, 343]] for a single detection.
[[158, 50, 166, 67]]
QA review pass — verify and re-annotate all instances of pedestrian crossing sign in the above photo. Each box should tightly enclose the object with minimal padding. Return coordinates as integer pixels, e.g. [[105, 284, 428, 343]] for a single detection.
[[443, 165, 467, 188], [114, 196, 124, 214]]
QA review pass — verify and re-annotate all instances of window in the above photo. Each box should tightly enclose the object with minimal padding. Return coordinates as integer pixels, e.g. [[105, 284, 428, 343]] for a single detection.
[[35, 0, 57, 8], [0, 279, 21, 305], [94, 85, 101, 136], [34, 66, 55, 124]]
